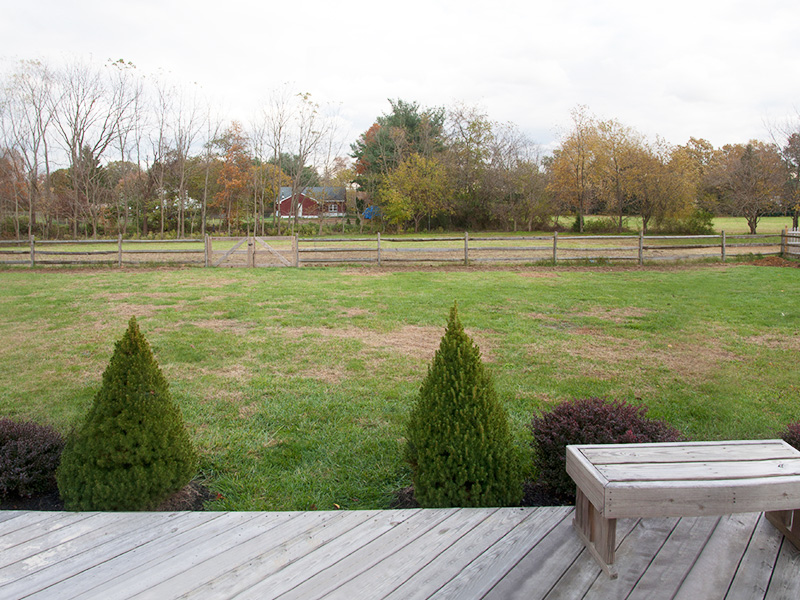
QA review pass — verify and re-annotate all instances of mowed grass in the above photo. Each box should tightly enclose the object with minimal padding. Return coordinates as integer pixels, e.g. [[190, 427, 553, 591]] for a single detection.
[[1, 263, 799, 511]]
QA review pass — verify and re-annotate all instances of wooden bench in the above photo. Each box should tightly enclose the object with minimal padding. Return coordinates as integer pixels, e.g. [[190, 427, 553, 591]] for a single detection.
[[566, 439, 800, 578]]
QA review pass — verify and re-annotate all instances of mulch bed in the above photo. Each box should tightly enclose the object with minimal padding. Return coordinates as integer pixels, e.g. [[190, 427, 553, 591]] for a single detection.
[[749, 256, 800, 268], [0, 481, 215, 512], [389, 481, 571, 509]]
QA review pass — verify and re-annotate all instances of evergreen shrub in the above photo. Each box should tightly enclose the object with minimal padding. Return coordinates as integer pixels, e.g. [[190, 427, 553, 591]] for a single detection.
[[57, 317, 197, 511], [405, 303, 522, 507], [0, 419, 64, 498], [530, 397, 683, 501]]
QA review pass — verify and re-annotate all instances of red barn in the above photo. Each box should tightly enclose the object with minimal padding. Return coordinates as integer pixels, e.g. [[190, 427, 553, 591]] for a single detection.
[[277, 193, 320, 217], [276, 187, 347, 218]]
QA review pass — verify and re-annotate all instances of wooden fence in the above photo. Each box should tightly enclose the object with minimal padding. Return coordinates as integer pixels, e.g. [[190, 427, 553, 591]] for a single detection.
[[296, 231, 786, 266], [0, 230, 793, 268], [785, 229, 800, 258]]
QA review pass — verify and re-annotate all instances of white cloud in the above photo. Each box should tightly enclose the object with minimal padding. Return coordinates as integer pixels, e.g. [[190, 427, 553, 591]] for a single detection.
[[2, 0, 799, 152]]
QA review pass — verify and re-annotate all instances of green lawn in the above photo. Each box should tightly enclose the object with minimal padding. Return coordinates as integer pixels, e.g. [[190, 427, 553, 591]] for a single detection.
[[1, 263, 798, 510]]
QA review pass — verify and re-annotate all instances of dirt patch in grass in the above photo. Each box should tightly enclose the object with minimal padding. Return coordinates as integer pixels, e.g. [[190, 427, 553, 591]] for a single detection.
[[100, 292, 177, 301], [340, 308, 372, 318], [193, 319, 259, 336], [103, 300, 188, 319], [277, 324, 495, 363], [745, 334, 800, 351], [531, 329, 739, 382], [304, 366, 345, 384], [574, 306, 652, 323]]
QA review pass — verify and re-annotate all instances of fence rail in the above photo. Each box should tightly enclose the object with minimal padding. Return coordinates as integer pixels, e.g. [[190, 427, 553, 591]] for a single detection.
[[0, 229, 795, 268]]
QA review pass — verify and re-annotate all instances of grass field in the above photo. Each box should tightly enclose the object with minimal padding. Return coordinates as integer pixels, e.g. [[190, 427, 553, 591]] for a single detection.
[[1, 262, 799, 510], [577, 215, 795, 235]]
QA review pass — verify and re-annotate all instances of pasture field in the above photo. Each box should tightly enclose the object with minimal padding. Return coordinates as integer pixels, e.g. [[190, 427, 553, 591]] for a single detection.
[[1, 262, 799, 510]]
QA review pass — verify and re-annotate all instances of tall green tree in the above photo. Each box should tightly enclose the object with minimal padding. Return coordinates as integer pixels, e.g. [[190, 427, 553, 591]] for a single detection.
[[351, 99, 445, 210]]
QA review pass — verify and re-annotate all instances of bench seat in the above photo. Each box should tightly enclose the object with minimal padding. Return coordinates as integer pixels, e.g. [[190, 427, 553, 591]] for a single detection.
[[566, 440, 800, 578]]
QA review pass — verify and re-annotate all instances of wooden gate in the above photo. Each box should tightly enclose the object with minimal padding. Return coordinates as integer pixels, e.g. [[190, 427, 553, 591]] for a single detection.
[[207, 236, 297, 267]]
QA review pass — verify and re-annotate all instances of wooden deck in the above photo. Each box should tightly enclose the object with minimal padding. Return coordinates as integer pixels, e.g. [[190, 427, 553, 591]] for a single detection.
[[1, 507, 799, 599]]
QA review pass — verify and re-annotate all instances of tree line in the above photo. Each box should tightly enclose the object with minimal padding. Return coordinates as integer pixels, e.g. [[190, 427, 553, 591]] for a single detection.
[[353, 103, 800, 235], [0, 59, 346, 240], [2, 58, 799, 240]]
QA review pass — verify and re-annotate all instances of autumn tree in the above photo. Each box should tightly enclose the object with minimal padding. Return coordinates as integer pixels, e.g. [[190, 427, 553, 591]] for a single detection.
[[214, 121, 251, 235], [672, 137, 718, 213], [709, 141, 787, 234], [549, 106, 598, 232], [593, 118, 643, 232], [382, 153, 450, 232]]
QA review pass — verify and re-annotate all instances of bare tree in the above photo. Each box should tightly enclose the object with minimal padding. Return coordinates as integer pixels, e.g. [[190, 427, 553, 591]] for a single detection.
[[172, 86, 200, 238], [199, 103, 223, 237], [265, 86, 291, 234], [52, 59, 139, 237], [2, 59, 56, 238], [286, 92, 334, 235], [150, 79, 174, 237]]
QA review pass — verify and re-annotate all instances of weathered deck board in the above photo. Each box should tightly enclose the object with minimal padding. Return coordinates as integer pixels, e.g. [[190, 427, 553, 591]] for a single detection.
[[673, 512, 761, 600], [1, 507, 799, 599]]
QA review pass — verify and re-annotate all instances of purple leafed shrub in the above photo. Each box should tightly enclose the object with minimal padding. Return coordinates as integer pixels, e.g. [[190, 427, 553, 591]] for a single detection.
[[0, 418, 65, 498], [530, 397, 684, 501], [779, 423, 800, 452]]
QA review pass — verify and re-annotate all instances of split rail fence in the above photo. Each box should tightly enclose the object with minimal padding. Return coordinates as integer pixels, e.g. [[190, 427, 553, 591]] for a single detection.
[[0, 229, 796, 268]]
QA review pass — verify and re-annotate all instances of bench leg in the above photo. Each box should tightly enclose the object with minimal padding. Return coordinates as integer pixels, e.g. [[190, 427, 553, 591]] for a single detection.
[[573, 488, 618, 578], [766, 509, 800, 550]]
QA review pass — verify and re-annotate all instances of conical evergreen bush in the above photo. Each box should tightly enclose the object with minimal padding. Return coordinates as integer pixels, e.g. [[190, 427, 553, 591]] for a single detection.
[[405, 302, 521, 507], [57, 317, 197, 511]]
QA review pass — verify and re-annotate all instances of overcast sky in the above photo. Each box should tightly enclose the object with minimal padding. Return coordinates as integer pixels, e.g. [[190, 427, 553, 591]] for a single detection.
[[3, 0, 799, 155]]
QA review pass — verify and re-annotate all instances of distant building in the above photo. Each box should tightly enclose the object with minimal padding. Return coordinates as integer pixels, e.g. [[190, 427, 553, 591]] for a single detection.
[[276, 187, 346, 218]]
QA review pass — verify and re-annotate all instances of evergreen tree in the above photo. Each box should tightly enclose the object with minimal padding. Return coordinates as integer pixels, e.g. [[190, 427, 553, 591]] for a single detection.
[[57, 317, 197, 510], [405, 303, 521, 507]]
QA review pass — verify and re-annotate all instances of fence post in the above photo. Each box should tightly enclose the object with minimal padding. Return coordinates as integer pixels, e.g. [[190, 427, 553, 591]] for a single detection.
[[638, 231, 644, 266], [204, 235, 210, 267], [293, 235, 299, 267], [553, 231, 558, 264], [721, 230, 726, 262], [464, 232, 469, 266], [782, 226, 788, 256], [247, 237, 255, 268], [29, 235, 35, 268], [118, 234, 123, 268], [377, 232, 381, 267]]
